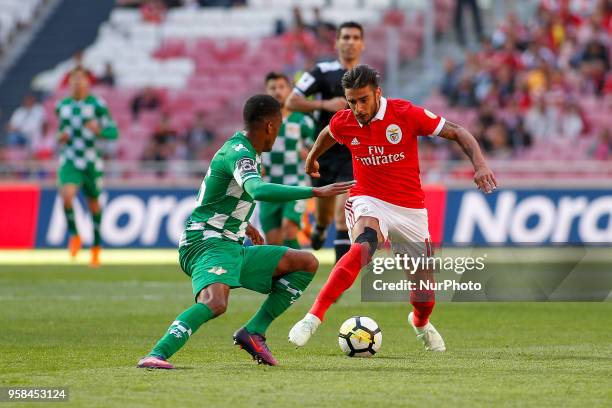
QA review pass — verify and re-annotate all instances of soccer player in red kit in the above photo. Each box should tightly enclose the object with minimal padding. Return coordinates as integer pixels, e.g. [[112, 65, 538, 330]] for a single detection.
[[289, 65, 497, 351]]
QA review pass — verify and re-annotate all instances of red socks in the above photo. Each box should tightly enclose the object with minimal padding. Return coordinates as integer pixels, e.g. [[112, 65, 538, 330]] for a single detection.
[[410, 285, 435, 327], [309, 241, 436, 327], [309, 244, 369, 321]]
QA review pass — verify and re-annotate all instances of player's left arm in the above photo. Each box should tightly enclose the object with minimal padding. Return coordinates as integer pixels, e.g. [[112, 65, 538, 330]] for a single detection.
[[438, 121, 498, 193], [93, 99, 119, 140]]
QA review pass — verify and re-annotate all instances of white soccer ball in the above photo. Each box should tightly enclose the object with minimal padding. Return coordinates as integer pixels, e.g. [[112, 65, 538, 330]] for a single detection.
[[338, 316, 382, 357]]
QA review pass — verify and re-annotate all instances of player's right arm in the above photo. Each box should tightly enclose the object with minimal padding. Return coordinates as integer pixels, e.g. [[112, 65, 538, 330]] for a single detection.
[[304, 125, 337, 178], [287, 70, 346, 113]]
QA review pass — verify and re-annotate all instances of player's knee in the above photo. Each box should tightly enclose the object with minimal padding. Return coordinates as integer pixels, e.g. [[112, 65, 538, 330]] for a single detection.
[[202, 298, 227, 317], [61, 193, 74, 207], [87, 199, 101, 213], [303, 253, 319, 274], [355, 227, 379, 259], [276, 250, 318, 276]]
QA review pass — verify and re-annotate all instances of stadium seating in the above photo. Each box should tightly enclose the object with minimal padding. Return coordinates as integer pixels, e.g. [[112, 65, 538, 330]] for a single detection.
[[0, 0, 44, 49], [8, 0, 607, 183], [424, 0, 611, 170], [33, 1, 426, 167]]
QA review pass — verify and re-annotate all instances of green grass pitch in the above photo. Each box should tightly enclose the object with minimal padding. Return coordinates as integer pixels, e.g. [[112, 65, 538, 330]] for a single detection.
[[1, 253, 611, 407]]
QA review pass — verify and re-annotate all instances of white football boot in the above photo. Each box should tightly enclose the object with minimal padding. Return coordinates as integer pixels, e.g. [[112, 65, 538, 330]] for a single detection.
[[408, 312, 446, 352], [288, 313, 321, 347]]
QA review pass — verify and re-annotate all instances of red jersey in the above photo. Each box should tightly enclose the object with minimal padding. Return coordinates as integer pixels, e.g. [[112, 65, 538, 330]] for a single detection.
[[329, 97, 445, 209]]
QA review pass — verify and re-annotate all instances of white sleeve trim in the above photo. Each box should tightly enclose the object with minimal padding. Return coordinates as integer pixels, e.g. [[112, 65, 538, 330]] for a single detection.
[[238, 173, 260, 188], [292, 87, 305, 97], [432, 117, 446, 136]]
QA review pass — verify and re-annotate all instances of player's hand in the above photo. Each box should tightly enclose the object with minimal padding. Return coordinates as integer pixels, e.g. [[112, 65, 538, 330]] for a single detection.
[[474, 165, 498, 194], [322, 97, 348, 112], [58, 131, 69, 144], [85, 119, 101, 135], [246, 223, 264, 245], [313, 180, 356, 197], [305, 155, 320, 178]]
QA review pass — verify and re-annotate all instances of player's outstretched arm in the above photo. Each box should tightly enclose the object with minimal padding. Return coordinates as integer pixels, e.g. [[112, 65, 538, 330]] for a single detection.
[[438, 121, 498, 193], [243, 177, 313, 202], [305, 126, 337, 178], [312, 180, 356, 197], [243, 177, 354, 202]]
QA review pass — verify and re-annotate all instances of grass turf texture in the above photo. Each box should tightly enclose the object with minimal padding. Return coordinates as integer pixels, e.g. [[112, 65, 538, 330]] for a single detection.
[[1, 259, 611, 407]]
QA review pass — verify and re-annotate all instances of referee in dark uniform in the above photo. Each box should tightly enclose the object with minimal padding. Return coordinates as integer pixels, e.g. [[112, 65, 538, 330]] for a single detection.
[[286, 21, 365, 263]]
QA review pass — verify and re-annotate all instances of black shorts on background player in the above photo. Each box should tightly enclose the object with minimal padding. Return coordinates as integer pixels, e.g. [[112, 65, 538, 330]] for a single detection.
[[293, 60, 353, 185], [311, 145, 353, 187]]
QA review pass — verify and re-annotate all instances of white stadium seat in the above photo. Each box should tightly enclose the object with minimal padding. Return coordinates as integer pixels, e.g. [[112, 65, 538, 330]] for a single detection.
[[109, 8, 141, 28]]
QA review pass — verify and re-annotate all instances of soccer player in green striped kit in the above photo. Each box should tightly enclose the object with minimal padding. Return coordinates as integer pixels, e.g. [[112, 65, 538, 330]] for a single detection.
[[260, 72, 315, 249], [56, 67, 118, 266], [138, 95, 354, 368]]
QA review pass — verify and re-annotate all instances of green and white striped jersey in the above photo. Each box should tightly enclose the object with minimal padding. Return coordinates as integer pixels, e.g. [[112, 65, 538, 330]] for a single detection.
[[262, 112, 315, 186], [55, 94, 118, 171], [182, 131, 262, 244]]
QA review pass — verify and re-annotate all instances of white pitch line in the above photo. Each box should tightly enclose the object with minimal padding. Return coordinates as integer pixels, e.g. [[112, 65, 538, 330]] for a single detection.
[[0, 248, 610, 266], [0, 249, 336, 265]]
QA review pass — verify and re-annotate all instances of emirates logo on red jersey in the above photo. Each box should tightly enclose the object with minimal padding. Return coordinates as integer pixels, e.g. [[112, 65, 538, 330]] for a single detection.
[[356, 146, 406, 166]]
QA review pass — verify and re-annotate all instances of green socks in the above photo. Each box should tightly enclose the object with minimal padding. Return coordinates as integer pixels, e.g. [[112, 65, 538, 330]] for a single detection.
[[245, 271, 314, 335], [92, 212, 102, 246], [148, 272, 315, 359], [64, 207, 77, 236], [63, 207, 102, 246], [150, 303, 214, 359], [283, 238, 301, 249]]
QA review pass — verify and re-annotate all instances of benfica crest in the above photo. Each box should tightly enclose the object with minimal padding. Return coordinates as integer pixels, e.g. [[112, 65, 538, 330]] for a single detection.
[[385, 124, 402, 144]]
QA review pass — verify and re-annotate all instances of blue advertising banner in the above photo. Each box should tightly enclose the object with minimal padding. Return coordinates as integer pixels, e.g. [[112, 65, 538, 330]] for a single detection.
[[36, 188, 196, 248], [34, 187, 612, 248], [444, 189, 612, 245]]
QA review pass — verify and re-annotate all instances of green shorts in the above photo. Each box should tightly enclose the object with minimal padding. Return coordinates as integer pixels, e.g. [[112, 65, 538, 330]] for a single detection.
[[58, 161, 103, 198], [259, 200, 306, 233], [179, 236, 288, 298]]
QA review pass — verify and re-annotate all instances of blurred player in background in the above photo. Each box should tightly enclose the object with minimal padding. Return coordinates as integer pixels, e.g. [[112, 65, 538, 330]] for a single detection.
[[138, 95, 354, 368], [56, 67, 118, 267], [290, 65, 497, 352], [287, 21, 364, 262], [260, 72, 316, 249]]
